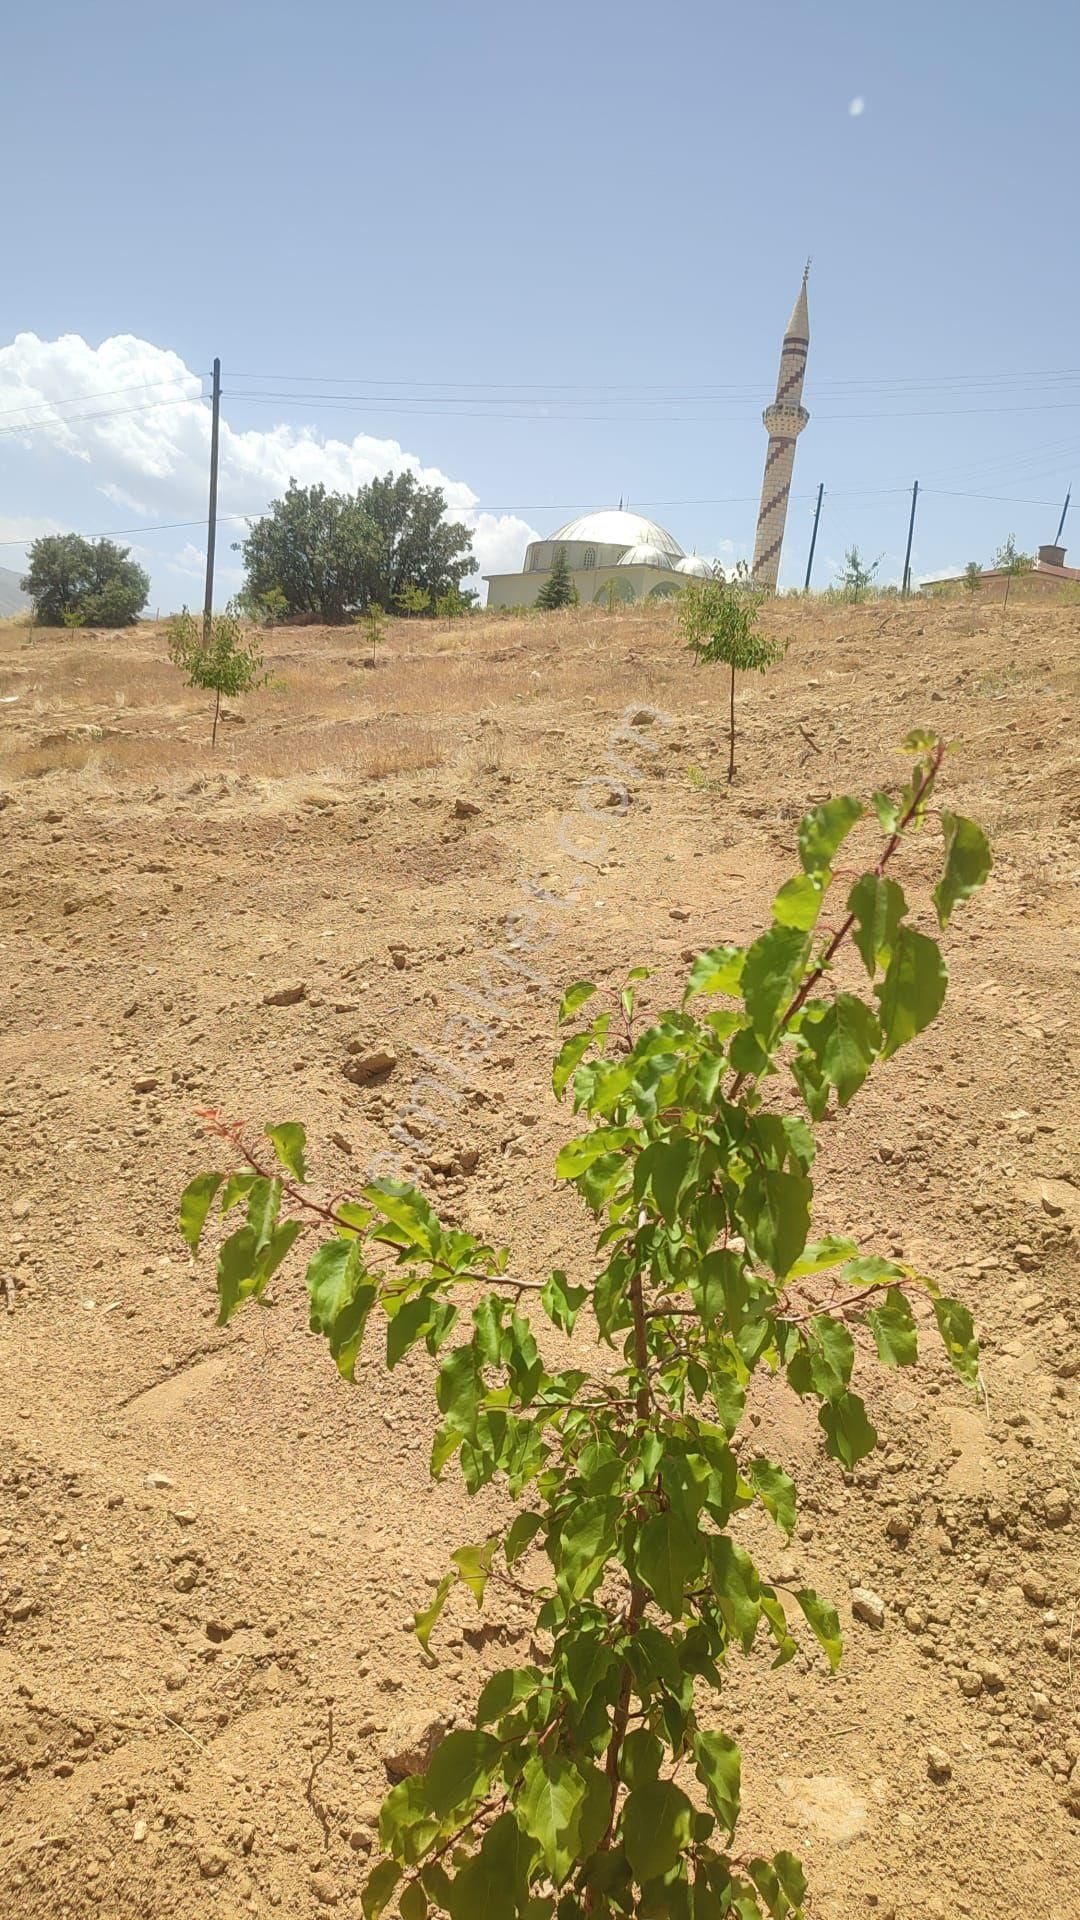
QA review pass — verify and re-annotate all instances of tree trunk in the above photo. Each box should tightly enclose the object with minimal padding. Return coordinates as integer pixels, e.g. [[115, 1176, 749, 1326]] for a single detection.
[[1002, 572, 1011, 609], [212, 686, 221, 749], [728, 662, 737, 783]]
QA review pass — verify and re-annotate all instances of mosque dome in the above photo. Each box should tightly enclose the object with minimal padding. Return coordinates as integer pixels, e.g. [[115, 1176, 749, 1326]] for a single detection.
[[674, 554, 714, 577], [548, 509, 683, 560], [618, 541, 673, 569]]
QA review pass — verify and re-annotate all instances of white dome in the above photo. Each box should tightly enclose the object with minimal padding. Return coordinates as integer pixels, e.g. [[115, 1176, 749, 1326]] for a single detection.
[[548, 509, 683, 560], [618, 542, 672, 569], [675, 554, 714, 577]]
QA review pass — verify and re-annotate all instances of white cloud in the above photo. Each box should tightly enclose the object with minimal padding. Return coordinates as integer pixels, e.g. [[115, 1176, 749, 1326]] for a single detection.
[[848, 96, 865, 116], [0, 513, 64, 546], [0, 331, 539, 602]]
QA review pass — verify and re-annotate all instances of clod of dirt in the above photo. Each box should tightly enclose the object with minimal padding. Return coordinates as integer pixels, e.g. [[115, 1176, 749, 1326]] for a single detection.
[[381, 1713, 451, 1779], [343, 1046, 397, 1085], [263, 981, 308, 1006], [851, 1586, 886, 1628]]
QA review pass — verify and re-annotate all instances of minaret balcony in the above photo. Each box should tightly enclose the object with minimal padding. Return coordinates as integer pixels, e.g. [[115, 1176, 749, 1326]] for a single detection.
[[762, 402, 809, 438]]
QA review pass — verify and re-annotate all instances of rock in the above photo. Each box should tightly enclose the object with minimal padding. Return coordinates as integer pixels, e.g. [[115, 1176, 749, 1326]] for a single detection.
[[1031, 1691, 1052, 1722], [885, 1512, 912, 1544], [347, 1829, 373, 1854], [173, 1568, 198, 1593], [903, 1605, 926, 1632], [197, 1844, 230, 1880], [453, 797, 481, 818], [976, 1660, 1006, 1692], [851, 1587, 886, 1629], [263, 982, 307, 1007], [1044, 1488, 1071, 1527], [145, 1472, 174, 1490], [310, 1871, 341, 1906], [7, 1597, 36, 1622], [343, 1046, 397, 1085], [330, 1131, 354, 1157], [165, 1664, 188, 1691], [132, 1075, 160, 1094], [381, 1713, 450, 1779], [926, 1745, 952, 1783], [11, 1196, 31, 1220], [668, 908, 691, 922], [133, 1819, 148, 1843], [628, 709, 656, 727], [1021, 1572, 1049, 1606], [958, 1670, 983, 1698]]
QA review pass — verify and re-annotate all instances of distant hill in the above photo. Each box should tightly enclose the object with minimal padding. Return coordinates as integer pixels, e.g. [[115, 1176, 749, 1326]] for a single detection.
[[0, 566, 30, 616]]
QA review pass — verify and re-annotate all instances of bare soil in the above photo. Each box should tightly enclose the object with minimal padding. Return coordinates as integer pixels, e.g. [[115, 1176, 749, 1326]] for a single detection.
[[0, 597, 1077, 1920]]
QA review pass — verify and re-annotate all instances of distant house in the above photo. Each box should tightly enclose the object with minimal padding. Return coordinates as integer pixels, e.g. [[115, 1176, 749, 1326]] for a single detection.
[[922, 543, 1080, 596]]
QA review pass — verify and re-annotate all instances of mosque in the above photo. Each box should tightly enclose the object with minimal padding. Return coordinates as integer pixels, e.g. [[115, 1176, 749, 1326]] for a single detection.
[[482, 267, 812, 609]]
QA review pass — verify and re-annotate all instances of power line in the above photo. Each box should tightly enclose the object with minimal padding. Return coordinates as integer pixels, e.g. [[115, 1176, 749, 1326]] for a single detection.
[[0, 379, 200, 423], [0, 395, 202, 440]]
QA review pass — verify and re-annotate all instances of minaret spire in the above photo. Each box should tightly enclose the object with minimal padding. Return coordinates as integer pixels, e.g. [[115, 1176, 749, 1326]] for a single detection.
[[751, 266, 811, 591]]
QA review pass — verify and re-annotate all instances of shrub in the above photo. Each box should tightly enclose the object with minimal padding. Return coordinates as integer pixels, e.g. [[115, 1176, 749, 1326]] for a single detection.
[[678, 574, 783, 781], [182, 733, 990, 1920], [167, 608, 267, 745]]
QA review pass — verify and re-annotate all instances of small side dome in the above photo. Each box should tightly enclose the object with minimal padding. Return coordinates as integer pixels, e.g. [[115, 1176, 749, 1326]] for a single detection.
[[675, 554, 714, 577], [618, 542, 671, 569]]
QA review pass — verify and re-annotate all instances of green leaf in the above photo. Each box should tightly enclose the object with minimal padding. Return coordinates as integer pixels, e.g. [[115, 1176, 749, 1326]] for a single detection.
[[797, 794, 863, 879], [933, 811, 992, 927], [684, 944, 746, 1002], [553, 1032, 593, 1099], [555, 1497, 620, 1600], [518, 1752, 588, 1884], [773, 1851, 807, 1909], [871, 789, 899, 833], [865, 1288, 918, 1366], [692, 1731, 741, 1837], [620, 1728, 663, 1789], [444, 1811, 535, 1920], [541, 1268, 588, 1335], [739, 1167, 811, 1279], [637, 1509, 702, 1619], [788, 1236, 859, 1277], [362, 1861, 401, 1920], [451, 1537, 498, 1604], [706, 1536, 761, 1652], [932, 1296, 980, 1387], [847, 874, 907, 977], [741, 925, 811, 1041], [305, 1240, 377, 1380], [180, 1172, 222, 1253], [801, 993, 880, 1105], [794, 1587, 842, 1671], [622, 1778, 695, 1885], [817, 1391, 877, 1468], [772, 872, 826, 932], [363, 1179, 439, 1254], [216, 1224, 259, 1323], [558, 980, 597, 1023], [400, 1884, 428, 1920], [748, 1459, 797, 1537], [504, 1510, 543, 1568], [475, 1665, 541, 1725], [876, 927, 947, 1058], [413, 1573, 453, 1653], [422, 1729, 501, 1819], [556, 1128, 637, 1179], [265, 1122, 307, 1181], [902, 727, 939, 753]]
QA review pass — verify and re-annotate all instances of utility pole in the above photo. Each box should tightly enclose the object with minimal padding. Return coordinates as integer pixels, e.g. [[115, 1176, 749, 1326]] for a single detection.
[[202, 357, 221, 641], [803, 482, 824, 591], [1054, 486, 1071, 546], [901, 479, 919, 596]]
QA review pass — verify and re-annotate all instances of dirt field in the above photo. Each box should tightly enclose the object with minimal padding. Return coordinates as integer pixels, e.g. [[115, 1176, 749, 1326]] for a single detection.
[[1, 595, 1077, 1920]]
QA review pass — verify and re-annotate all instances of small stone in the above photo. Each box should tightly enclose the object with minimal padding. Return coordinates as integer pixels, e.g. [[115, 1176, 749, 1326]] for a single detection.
[[133, 1075, 160, 1093], [197, 1844, 230, 1880], [976, 1660, 1006, 1692], [1044, 1488, 1071, 1527], [347, 1829, 373, 1854], [381, 1713, 450, 1779], [1021, 1572, 1049, 1606], [851, 1587, 886, 1629], [173, 1567, 198, 1593], [958, 1670, 983, 1698], [452, 797, 481, 818], [11, 1196, 31, 1220], [1031, 1692, 1052, 1722], [668, 908, 691, 922], [263, 982, 307, 1007], [310, 1871, 341, 1905], [165, 1664, 188, 1691], [343, 1047, 397, 1085], [7, 1598, 36, 1622], [926, 1745, 952, 1783], [133, 1819, 148, 1843], [886, 1512, 912, 1544], [903, 1605, 925, 1632], [145, 1472, 174, 1490]]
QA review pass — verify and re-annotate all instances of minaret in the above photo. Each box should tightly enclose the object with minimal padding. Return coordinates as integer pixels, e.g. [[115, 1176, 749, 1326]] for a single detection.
[[751, 264, 811, 591]]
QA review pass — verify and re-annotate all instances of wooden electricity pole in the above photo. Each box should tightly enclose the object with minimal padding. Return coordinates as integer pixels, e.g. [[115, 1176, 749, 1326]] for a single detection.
[[202, 357, 221, 641], [803, 482, 824, 591], [901, 479, 919, 596]]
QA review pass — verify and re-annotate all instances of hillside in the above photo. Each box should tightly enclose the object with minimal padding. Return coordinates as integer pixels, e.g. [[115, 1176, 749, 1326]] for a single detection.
[[0, 598, 1077, 1920], [0, 566, 29, 616]]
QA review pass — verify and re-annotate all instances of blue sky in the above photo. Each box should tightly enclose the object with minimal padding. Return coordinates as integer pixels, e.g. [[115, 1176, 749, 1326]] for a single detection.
[[2, 0, 1078, 604]]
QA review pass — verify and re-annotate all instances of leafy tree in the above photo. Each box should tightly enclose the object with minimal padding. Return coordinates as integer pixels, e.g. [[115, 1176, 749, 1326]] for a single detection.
[[238, 474, 475, 623], [962, 561, 983, 596], [536, 546, 579, 611], [21, 533, 149, 627], [358, 603, 387, 668], [182, 733, 990, 1920], [435, 584, 468, 627], [993, 534, 1034, 608], [838, 546, 880, 604], [167, 607, 267, 747], [234, 583, 289, 626], [396, 582, 432, 617], [678, 574, 784, 782]]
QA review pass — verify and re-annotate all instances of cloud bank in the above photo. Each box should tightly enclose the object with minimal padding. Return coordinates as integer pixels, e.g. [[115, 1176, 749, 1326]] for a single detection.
[[0, 332, 538, 602]]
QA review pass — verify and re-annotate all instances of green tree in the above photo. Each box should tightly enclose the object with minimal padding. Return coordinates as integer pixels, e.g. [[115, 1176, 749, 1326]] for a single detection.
[[678, 574, 784, 782], [183, 733, 990, 1920], [396, 582, 432, 617], [167, 608, 267, 747], [962, 561, 983, 596], [435, 584, 475, 627], [993, 534, 1034, 608], [536, 546, 579, 611], [838, 546, 880, 604], [238, 474, 475, 623], [359, 603, 387, 668], [21, 534, 149, 627]]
